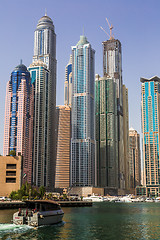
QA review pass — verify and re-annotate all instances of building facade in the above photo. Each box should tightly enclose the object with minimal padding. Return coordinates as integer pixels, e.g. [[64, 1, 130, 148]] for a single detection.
[[64, 55, 72, 106], [102, 38, 125, 189], [55, 105, 71, 188], [123, 85, 130, 190], [3, 63, 30, 159], [95, 74, 118, 189], [28, 61, 51, 188], [141, 76, 160, 197], [0, 156, 22, 197], [31, 14, 57, 190], [71, 35, 95, 187], [129, 127, 141, 189]]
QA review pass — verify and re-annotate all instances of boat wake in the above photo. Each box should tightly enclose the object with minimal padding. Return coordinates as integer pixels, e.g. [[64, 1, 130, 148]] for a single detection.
[[0, 223, 32, 236]]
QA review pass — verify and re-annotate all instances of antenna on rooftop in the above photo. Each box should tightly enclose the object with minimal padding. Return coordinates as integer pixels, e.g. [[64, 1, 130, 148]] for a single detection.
[[20, 59, 22, 65], [45, 8, 47, 16]]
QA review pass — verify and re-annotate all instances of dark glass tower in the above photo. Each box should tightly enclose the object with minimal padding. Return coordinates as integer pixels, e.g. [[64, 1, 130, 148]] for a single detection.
[[95, 75, 118, 189], [103, 39, 125, 189], [3, 63, 30, 159]]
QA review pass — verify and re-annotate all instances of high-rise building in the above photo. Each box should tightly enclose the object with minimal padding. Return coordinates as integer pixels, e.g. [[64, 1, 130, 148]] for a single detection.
[[64, 55, 72, 106], [141, 76, 160, 197], [28, 61, 51, 188], [95, 74, 118, 189], [129, 127, 141, 189], [55, 105, 71, 188], [31, 14, 57, 190], [123, 85, 130, 190], [71, 35, 95, 187], [3, 63, 30, 159], [102, 38, 125, 189]]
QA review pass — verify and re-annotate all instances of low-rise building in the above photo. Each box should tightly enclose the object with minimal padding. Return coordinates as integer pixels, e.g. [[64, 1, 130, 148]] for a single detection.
[[0, 156, 22, 197]]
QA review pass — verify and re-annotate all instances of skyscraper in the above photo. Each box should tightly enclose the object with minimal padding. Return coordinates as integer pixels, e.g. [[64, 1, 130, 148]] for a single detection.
[[55, 105, 71, 188], [64, 55, 72, 106], [95, 74, 118, 189], [129, 127, 141, 189], [123, 85, 130, 190], [28, 61, 50, 188], [141, 76, 160, 197], [31, 14, 57, 189], [103, 38, 125, 189], [3, 63, 30, 159], [71, 35, 95, 187]]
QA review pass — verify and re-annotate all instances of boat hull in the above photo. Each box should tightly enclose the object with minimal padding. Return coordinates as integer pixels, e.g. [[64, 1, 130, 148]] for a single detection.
[[13, 210, 64, 227]]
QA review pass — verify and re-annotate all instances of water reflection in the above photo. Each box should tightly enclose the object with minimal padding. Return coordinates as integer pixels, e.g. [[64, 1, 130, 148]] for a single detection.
[[1, 203, 160, 239]]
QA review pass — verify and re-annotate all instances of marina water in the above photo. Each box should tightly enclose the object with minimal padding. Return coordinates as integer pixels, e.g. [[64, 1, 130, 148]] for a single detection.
[[0, 202, 160, 239]]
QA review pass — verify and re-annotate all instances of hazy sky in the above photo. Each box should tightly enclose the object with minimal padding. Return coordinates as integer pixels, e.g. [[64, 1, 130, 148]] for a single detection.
[[0, 0, 160, 154]]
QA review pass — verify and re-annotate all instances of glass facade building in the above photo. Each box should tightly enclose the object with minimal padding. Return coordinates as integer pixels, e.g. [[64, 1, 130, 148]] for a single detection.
[[28, 61, 49, 187], [3, 63, 30, 158], [103, 39, 125, 189], [141, 76, 160, 197], [32, 14, 57, 190], [71, 35, 95, 187], [95, 75, 118, 188], [123, 85, 130, 190], [64, 55, 72, 106]]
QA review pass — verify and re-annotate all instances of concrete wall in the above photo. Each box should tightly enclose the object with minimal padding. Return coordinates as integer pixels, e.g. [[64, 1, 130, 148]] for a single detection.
[[69, 187, 104, 197]]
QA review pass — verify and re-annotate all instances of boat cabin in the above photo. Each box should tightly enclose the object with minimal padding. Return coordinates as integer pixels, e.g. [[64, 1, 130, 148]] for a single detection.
[[25, 200, 61, 212]]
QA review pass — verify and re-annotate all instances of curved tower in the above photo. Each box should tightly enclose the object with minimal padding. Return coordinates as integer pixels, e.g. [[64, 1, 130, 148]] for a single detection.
[[3, 63, 30, 157], [32, 14, 57, 190]]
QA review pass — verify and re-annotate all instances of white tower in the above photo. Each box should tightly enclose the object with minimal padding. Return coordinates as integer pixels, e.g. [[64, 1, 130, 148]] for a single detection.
[[32, 14, 57, 190]]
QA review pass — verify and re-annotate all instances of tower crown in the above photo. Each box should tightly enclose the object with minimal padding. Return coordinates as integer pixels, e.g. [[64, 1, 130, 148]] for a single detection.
[[37, 15, 54, 30], [76, 35, 89, 46], [13, 63, 28, 73]]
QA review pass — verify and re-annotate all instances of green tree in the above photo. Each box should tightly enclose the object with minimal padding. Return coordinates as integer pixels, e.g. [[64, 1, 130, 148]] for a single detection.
[[9, 191, 17, 199], [39, 186, 46, 199], [9, 150, 16, 156]]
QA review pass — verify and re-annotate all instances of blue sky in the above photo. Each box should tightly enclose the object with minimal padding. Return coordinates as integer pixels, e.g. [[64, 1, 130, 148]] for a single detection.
[[0, 0, 160, 154]]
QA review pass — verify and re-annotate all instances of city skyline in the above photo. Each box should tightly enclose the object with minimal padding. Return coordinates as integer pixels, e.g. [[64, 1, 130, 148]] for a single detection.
[[1, 0, 160, 154]]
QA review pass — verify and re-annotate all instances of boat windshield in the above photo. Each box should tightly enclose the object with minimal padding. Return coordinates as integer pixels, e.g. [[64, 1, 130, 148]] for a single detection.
[[25, 201, 61, 211]]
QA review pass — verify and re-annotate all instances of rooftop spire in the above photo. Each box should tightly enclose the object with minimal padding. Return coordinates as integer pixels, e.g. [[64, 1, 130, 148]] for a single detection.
[[20, 59, 22, 65], [45, 8, 47, 16]]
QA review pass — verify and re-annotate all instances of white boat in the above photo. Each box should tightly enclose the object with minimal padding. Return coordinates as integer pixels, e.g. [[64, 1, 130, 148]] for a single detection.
[[83, 195, 104, 202], [154, 197, 160, 202], [103, 197, 109, 202], [114, 199, 124, 203], [13, 200, 64, 227], [145, 198, 154, 202]]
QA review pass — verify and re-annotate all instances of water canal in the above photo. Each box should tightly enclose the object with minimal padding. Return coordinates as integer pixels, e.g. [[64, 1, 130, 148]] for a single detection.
[[0, 202, 160, 239]]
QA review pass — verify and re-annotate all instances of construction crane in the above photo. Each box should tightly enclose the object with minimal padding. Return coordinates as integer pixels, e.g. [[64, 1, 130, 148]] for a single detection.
[[100, 17, 114, 40], [100, 26, 110, 38]]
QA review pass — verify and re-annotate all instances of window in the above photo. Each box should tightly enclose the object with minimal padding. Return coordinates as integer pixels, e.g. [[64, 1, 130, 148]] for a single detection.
[[6, 171, 16, 176], [6, 164, 16, 169], [6, 178, 16, 183]]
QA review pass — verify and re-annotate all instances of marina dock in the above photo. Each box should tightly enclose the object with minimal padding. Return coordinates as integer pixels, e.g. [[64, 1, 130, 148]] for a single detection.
[[0, 200, 92, 209]]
